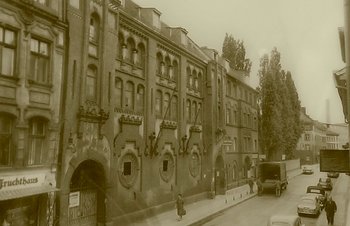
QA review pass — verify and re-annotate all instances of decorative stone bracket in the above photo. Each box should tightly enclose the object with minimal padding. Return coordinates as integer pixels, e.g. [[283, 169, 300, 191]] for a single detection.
[[119, 114, 143, 125], [160, 120, 177, 129]]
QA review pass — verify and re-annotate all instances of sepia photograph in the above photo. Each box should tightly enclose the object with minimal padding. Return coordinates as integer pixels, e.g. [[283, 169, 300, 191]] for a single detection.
[[0, 0, 350, 225]]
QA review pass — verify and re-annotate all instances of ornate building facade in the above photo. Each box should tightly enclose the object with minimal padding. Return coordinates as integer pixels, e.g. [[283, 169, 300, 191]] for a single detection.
[[0, 0, 66, 225], [57, 0, 259, 225]]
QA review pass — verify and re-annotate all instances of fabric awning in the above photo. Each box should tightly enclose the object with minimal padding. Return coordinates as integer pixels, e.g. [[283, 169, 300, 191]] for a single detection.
[[0, 186, 59, 201]]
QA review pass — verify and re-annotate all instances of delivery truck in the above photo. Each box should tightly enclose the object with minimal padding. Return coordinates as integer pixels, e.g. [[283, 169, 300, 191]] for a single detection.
[[258, 161, 288, 197]]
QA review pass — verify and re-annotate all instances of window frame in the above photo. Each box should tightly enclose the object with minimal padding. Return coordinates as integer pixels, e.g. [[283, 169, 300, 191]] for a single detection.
[[0, 114, 14, 167], [28, 118, 47, 166], [30, 36, 51, 85], [0, 26, 17, 78]]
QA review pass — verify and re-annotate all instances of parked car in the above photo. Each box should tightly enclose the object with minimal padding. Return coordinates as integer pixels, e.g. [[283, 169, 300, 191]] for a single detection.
[[267, 215, 305, 226], [306, 186, 326, 209], [297, 195, 321, 216], [317, 177, 332, 190], [302, 165, 314, 174], [327, 172, 339, 178]]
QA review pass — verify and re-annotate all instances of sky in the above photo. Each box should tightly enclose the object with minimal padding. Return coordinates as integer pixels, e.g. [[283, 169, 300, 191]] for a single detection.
[[134, 0, 346, 123]]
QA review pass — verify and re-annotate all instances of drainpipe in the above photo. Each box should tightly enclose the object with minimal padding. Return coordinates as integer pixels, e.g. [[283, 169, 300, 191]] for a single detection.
[[345, 0, 350, 164]]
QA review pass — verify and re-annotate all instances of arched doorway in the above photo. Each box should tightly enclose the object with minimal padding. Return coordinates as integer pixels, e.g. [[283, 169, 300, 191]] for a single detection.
[[215, 155, 225, 195], [68, 160, 106, 226]]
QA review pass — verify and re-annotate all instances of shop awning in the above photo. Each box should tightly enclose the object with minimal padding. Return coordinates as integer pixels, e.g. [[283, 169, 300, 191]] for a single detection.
[[0, 186, 59, 201]]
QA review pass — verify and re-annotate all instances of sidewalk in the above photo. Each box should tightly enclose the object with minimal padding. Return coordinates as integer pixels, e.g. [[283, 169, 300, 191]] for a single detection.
[[131, 184, 255, 226]]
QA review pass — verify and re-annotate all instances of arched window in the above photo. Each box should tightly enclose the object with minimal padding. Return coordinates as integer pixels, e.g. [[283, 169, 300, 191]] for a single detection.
[[89, 13, 100, 43], [163, 93, 170, 119], [126, 37, 135, 63], [186, 67, 191, 88], [171, 95, 178, 121], [137, 43, 145, 68], [192, 70, 198, 90], [156, 52, 163, 75], [28, 117, 47, 165], [115, 77, 123, 108], [197, 72, 202, 93], [155, 90, 162, 117], [125, 81, 134, 109], [192, 101, 197, 122], [172, 60, 178, 82], [165, 56, 171, 79], [226, 104, 231, 124], [197, 102, 202, 123], [136, 85, 144, 113], [0, 114, 13, 166], [86, 65, 97, 101], [186, 99, 191, 122], [118, 33, 125, 59]]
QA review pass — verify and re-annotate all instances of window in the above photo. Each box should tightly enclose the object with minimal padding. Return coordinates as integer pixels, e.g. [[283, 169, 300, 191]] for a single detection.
[[163, 93, 170, 119], [156, 53, 163, 75], [118, 33, 125, 60], [171, 96, 178, 121], [227, 81, 231, 96], [125, 81, 134, 109], [305, 144, 310, 150], [192, 101, 197, 122], [234, 109, 237, 125], [137, 43, 145, 68], [226, 105, 231, 124], [172, 60, 178, 82], [305, 134, 310, 141], [86, 65, 97, 101], [28, 118, 46, 165], [186, 100, 191, 122], [30, 38, 50, 84], [136, 85, 144, 113], [115, 78, 122, 108], [233, 137, 237, 152], [165, 57, 171, 78], [123, 162, 131, 175], [0, 114, 13, 166], [197, 103, 202, 123], [155, 90, 162, 117], [0, 27, 16, 77], [162, 160, 168, 172], [89, 15, 99, 43]]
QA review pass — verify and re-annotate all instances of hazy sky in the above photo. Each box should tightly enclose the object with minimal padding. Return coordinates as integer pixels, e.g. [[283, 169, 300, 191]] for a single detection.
[[134, 0, 345, 123]]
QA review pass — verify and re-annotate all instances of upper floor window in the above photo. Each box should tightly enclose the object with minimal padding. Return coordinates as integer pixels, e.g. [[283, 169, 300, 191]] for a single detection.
[[156, 52, 163, 75], [30, 38, 50, 84], [0, 114, 13, 166], [192, 101, 197, 122], [197, 103, 202, 123], [137, 43, 145, 68], [125, 81, 134, 109], [163, 93, 170, 119], [28, 118, 47, 165], [136, 85, 144, 113], [0, 27, 16, 77], [89, 14, 100, 43], [186, 100, 191, 122], [155, 90, 162, 117], [304, 133, 310, 141], [115, 77, 123, 108], [86, 65, 97, 101], [171, 96, 178, 121], [172, 60, 178, 82], [226, 105, 231, 124]]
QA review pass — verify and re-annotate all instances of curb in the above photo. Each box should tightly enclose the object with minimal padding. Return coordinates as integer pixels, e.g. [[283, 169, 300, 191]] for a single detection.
[[188, 194, 257, 226]]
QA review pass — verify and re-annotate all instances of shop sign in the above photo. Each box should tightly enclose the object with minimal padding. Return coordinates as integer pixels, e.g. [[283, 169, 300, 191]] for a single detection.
[[0, 173, 45, 191], [69, 191, 80, 208]]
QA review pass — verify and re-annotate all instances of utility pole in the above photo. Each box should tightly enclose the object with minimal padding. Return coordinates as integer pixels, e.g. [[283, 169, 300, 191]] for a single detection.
[[345, 0, 350, 166]]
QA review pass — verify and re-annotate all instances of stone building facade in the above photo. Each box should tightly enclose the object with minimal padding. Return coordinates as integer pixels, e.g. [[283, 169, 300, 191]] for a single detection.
[[0, 0, 66, 225], [57, 0, 259, 225]]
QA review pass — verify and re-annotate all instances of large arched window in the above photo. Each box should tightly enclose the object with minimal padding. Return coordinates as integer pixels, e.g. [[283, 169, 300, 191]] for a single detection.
[[118, 33, 125, 60], [126, 37, 135, 63], [155, 90, 162, 117], [137, 43, 145, 68], [115, 77, 123, 108], [192, 70, 198, 90], [89, 13, 100, 43], [86, 65, 97, 101], [156, 52, 163, 75], [171, 96, 178, 121], [172, 60, 178, 82], [28, 117, 47, 165], [136, 85, 144, 113], [164, 56, 171, 79], [163, 93, 170, 119], [125, 81, 134, 109], [186, 99, 191, 122], [0, 114, 13, 166]]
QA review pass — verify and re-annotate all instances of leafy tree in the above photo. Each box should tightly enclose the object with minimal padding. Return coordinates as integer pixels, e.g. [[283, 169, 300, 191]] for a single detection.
[[222, 34, 252, 72], [258, 48, 301, 161]]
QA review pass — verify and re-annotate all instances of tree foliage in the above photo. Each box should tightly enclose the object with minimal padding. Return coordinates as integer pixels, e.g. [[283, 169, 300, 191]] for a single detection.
[[222, 33, 252, 72], [257, 48, 302, 161]]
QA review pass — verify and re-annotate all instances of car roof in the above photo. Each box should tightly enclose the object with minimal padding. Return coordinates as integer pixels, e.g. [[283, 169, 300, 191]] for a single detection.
[[301, 195, 316, 201], [269, 215, 299, 223]]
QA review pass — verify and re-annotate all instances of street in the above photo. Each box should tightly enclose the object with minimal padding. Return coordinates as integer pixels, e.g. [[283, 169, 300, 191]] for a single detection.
[[203, 165, 350, 226]]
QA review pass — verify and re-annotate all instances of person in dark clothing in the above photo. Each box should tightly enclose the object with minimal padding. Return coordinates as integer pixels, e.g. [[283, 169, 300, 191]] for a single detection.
[[248, 176, 254, 194], [176, 194, 185, 221], [325, 196, 337, 225]]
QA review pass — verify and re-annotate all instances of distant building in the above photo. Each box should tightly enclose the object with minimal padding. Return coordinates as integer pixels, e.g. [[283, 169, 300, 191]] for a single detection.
[[327, 123, 348, 149], [0, 0, 66, 225]]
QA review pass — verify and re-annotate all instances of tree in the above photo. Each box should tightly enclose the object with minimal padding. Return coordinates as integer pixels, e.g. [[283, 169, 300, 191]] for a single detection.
[[222, 34, 252, 72], [258, 48, 301, 161]]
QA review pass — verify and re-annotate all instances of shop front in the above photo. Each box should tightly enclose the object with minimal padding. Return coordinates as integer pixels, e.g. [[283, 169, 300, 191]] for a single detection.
[[0, 171, 58, 226]]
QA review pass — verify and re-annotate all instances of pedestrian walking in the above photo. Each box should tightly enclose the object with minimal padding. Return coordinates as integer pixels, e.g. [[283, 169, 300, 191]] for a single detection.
[[257, 177, 263, 196], [176, 194, 186, 221], [325, 196, 337, 225]]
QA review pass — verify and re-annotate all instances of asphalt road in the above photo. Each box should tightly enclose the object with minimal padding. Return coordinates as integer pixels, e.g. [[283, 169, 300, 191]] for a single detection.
[[203, 165, 350, 226]]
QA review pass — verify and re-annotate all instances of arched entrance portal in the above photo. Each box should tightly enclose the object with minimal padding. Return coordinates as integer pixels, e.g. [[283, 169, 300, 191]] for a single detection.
[[68, 160, 106, 226], [215, 155, 225, 195]]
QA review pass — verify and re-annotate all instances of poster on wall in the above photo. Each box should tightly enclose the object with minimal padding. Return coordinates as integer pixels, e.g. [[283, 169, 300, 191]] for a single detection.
[[69, 191, 80, 208]]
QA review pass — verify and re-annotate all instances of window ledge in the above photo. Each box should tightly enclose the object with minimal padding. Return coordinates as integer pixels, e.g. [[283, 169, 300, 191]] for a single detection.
[[28, 79, 53, 90], [0, 75, 20, 83]]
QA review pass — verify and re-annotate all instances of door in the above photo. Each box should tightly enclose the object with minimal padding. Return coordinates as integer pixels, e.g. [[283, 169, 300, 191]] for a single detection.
[[69, 189, 97, 226]]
